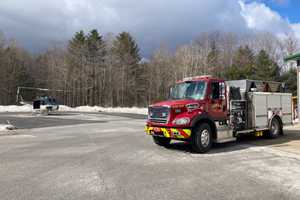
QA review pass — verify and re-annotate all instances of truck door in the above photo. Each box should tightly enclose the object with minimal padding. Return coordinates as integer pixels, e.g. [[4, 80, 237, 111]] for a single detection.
[[209, 81, 227, 120]]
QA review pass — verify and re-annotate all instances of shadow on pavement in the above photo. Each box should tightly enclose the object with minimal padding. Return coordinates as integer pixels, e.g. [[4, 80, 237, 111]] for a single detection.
[[164, 130, 300, 154], [0, 115, 107, 129], [47, 112, 82, 116], [98, 112, 147, 120], [167, 141, 246, 154], [240, 130, 300, 147]]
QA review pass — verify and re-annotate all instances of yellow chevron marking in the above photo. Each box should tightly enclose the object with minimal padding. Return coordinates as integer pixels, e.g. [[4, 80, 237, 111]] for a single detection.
[[255, 131, 263, 137], [161, 128, 170, 138], [146, 126, 191, 138], [145, 126, 153, 135], [183, 129, 192, 136], [170, 128, 183, 139], [171, 128, 178, 133]]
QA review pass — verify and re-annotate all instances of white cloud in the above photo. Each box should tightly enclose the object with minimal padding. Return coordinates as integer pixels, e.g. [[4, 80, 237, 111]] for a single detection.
[[239, 0, 299, 39], [291, 24, 300, 40], [0, 0, 299, 55], [0, 0, 249, 55]]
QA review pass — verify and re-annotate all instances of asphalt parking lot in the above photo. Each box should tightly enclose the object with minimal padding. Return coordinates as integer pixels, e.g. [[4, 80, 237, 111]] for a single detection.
[[0, 112, 300, 200]]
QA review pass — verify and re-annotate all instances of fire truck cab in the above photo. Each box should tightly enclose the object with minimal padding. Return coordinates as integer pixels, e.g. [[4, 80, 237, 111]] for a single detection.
[[145, 75, 293, 153]]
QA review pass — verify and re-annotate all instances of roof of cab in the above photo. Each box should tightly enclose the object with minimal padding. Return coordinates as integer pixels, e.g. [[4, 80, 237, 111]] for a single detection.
[[176, 75, 223, 83]]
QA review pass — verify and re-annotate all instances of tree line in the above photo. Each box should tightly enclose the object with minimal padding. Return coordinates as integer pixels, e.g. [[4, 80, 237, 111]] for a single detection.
[[0, 30, 298, 106]]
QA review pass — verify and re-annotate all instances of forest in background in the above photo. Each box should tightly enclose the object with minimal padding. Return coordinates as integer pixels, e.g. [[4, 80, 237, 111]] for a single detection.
[[0, 30, 299, 107]]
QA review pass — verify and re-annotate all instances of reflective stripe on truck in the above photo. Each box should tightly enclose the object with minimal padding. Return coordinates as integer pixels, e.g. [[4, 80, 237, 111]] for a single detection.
[[145, 126, 192, 139]]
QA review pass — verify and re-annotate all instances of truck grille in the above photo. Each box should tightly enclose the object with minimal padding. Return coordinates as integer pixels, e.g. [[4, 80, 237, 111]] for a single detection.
[[149, 106, 170, 124]]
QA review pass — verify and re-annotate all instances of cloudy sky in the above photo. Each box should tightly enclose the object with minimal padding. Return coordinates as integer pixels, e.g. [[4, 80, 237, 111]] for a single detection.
[[0, 0, 299, 56]]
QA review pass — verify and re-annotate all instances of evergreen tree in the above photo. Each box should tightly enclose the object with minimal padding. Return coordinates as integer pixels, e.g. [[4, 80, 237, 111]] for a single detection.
[[225, 65, 242, 80], [86, 29, 106, 105], [279, 68, 297, 95], [67, 30, 88, 106], [112, 32, 141, 106], [113, 32, 140, 63], [207, 41, 220, 76], [225, 46, 255, 80], [254, 50, 280, 81], [67, 30, 87, 70], [68, 30, 86, 56], [87, 29, 105, 61]]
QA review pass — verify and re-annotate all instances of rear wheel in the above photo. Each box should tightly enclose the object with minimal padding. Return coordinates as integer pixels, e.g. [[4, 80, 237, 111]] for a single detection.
[[152, 136, 171, 147], [267, 118, 281, 139], [191, 123, 213, 153]]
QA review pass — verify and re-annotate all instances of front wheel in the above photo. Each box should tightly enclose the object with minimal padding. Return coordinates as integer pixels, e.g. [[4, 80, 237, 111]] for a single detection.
[[191, 123, 213, 153], [152, 136, 171, 147]]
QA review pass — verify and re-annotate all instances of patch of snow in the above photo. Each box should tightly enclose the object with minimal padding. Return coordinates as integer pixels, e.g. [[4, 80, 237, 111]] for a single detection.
[[0, 105, 33, 112], [0, 105, 147, 115], [59, 106, 148, 114], [99, 107, 147, 115], [0, 124, 16, 133], [58, 105, 98, 112], [59, 105, 147, 115]]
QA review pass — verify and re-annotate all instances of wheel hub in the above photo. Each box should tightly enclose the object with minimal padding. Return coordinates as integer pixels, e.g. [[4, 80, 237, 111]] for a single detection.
[[201, 129, 210, 147]]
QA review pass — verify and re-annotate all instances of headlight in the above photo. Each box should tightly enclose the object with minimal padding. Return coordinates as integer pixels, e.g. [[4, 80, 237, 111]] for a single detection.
[[173, 118, 190, 125]]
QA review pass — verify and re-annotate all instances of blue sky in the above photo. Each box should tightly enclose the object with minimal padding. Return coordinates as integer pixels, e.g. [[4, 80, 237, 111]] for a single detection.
[[0, 0, 299, 56], [261, 0, 300, 23]]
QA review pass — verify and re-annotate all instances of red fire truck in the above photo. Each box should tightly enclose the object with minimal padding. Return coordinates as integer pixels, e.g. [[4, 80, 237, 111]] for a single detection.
[[145, 75, 293, 153]]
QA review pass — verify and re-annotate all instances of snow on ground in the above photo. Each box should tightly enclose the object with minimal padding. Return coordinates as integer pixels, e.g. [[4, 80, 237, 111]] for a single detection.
[[0, 124, 15, 133], [0, 105, 33, 113], [59, 105, 147, 114], [0, 105, 148, 115]]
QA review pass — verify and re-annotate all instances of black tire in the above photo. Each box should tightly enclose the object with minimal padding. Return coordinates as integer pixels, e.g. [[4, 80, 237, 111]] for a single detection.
[[267, 118, 281, 139], [191, 123, 213, 153], [152, 136, 171, 147]]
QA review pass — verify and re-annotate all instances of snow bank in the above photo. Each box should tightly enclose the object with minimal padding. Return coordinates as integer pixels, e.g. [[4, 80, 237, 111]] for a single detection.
[[99, 107, 147, 115], [0, 105, 33, 112], [0, 105, 147, 115], [59, 105, 148, 115]]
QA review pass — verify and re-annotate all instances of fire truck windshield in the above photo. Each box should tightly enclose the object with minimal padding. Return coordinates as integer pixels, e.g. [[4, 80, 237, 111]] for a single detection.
[[169, 81, 207, 100]]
